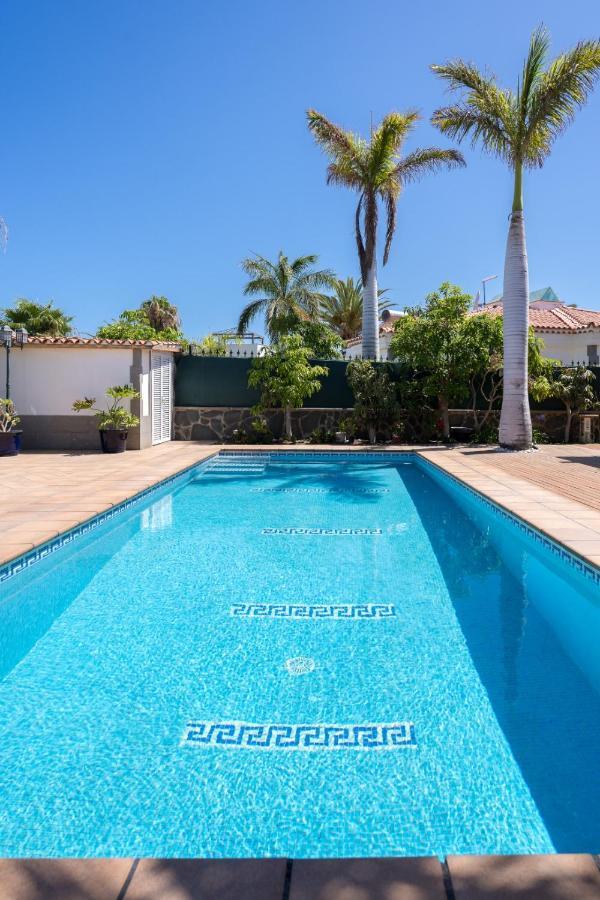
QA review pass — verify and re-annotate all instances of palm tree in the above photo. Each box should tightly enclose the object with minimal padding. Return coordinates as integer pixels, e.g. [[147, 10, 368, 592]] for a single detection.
[[307, 110, 464, 358], [237, 252, 335, 341], [431, 26, 600, 448], [320, 277, 393, 340], [141, 296, 180, 332], [0, 298, 73, 336]]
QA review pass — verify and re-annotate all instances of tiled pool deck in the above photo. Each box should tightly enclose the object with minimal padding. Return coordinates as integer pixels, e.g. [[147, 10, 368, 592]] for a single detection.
[[1, 442, 600, 898]]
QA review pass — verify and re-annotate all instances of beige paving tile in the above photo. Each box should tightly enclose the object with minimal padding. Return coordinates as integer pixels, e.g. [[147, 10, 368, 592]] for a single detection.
[[0, 542, 36, 563], [0, 857, 134, 900], [448, 853, 600, 899], [289, 857, 446, 900], [127, 858, 287, 899]]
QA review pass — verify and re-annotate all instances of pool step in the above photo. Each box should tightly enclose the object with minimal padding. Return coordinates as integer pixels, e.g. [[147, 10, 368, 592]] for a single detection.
[[202, 457, 268, 477]]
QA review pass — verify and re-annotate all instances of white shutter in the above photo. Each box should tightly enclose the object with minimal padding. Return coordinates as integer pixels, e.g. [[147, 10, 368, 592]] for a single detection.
[[151, 353, 172, 444]]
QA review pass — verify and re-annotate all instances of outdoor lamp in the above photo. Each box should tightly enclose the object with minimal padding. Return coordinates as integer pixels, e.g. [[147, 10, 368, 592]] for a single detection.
[[1, 325, 28, 399]]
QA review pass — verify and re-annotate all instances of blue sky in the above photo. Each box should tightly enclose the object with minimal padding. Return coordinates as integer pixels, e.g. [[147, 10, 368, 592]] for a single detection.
[[1, 0, 599, 338]]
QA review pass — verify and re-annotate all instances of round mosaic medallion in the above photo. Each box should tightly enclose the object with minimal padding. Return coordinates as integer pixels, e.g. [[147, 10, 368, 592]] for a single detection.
[[285, 656, 315, 676]]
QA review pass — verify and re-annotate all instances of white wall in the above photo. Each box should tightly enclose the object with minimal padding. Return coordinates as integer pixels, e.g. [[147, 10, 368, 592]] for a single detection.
[[345, 332, 394, 360], [7, 346, 134, 415], [537, 331, 600, 366]]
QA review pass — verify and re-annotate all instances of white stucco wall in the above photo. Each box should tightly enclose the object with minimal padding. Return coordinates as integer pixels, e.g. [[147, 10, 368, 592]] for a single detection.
[[345, 332, 394, 360], [536, 331, 600, 366], [7, 346, 135, 415]]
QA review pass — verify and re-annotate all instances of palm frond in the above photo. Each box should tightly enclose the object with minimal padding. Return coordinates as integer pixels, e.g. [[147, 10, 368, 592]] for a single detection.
[[392, 147, 466, 183], [369, 111, 418, 182], [525, 37, 600, 163], [519, 24, 550, 118], [355, 194, 367, 281], [431, 59, 498, 95], [237, 298, 268, 334], [431, 105, 513, 161], [290, 254, 319, 276], [382, 191, 396, 266], [306, 110, 363, 160]]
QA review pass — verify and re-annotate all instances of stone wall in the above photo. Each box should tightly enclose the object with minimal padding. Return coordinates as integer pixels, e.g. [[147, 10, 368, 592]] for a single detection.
[[174, 405, 573, 443], [174, 407, 352, 442], [448, 409, 569, 441]]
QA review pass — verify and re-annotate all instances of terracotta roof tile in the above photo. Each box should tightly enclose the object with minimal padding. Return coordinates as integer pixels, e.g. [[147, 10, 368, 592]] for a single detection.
[[345, 323, 396, 348], [24, 336, 181, 350], [473, 304, 600, 332]]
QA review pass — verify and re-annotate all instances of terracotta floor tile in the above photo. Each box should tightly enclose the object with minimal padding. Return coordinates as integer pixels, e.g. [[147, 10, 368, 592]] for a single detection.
[[289, 857, 446, 900], [0, 857, 134, 900], [127, 858, 287, 900], [448, 853, 600, 899]]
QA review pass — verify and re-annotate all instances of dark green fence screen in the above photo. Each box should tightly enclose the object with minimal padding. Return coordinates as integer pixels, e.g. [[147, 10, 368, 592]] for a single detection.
[[175, 355, 357, 408], [175, 354, 600, 411]]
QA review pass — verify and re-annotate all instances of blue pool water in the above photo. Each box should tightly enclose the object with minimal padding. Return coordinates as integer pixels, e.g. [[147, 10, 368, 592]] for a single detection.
[[0, 451, 599, 858]]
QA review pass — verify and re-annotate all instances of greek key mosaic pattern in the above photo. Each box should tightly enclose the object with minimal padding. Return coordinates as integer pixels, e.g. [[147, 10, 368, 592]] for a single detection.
[[225, 451, 600, 586], [251, 487, 390, 494], [262, 527, 382, 535], [230, 603, 397, 619], [182, 720, 416, 750]]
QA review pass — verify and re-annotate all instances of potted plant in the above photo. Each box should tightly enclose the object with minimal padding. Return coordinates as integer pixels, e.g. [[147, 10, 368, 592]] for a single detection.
[[0, 398, 22, 456], [73, 385, 140, 453]]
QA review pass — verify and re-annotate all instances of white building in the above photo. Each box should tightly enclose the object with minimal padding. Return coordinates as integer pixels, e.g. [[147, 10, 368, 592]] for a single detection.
[[5, 336, 179, 450], [475, 290, 600, 366], [345, 310, 406, 359]]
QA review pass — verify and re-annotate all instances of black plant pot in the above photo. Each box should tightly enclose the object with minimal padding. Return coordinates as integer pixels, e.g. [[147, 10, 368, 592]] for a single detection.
[[0, 430, 22, 457], [99, 429, 128, 454]]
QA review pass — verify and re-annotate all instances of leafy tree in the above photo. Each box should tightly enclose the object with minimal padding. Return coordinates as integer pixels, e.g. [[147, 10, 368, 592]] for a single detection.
[[320, 277, 393, 340], [346, 359, 400, 444], [293, 320, 343, 359], [1, 298, 73, 336], [431, 26, 600, 449], [97, 297, 182, 342], [546, 365, 597, 442], [390, 283, 474, 439], [237, 252, 335, 341], [463, 313, 555, 435], [307, 109, 464, 358], [248, 334, 328, 440]]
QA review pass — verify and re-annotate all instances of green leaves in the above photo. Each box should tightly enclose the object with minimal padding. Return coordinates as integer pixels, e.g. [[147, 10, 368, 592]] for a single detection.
[[97, 297, 182, 342], [237, 252, 336, 341], [346, 360, 400, 442], [0, 299, 73, 337], [248, 334, 328, 420], [431, 26, 600, 172], [0, 398, 20, 433], [72, 385, 140, 431], [307, 108, 464, 276]]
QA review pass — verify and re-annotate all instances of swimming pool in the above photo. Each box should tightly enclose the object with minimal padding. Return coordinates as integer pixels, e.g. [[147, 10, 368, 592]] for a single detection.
[[0, 451, 598, 858]]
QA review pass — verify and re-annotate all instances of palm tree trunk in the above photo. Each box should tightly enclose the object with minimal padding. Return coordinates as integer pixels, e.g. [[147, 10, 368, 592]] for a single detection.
[[361, 261, 380, 359], [284, 405, 293, 440], [499, 166, 532, 449], [564, 406, 572, 444]]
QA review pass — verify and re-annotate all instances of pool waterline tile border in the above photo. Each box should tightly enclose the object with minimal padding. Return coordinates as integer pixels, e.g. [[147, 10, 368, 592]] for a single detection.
[[1, 447, 599, 588]]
